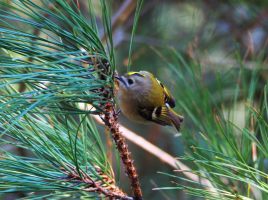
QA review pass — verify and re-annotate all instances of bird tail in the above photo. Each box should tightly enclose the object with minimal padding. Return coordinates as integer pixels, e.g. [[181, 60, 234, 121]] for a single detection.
[[152, 106, 184, 131], [168, 108, 184, 131]]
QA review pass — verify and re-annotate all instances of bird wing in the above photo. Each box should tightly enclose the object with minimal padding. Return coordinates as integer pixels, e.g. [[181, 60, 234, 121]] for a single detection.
[[138, 105, 183, 131], [138, 106, 171, 126], [156, 79, 176, 108]]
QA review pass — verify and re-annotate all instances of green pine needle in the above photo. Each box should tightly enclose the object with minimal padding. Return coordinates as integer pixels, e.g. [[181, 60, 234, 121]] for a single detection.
[[155, 49, 268, 199], [0, 0, 119, 199]]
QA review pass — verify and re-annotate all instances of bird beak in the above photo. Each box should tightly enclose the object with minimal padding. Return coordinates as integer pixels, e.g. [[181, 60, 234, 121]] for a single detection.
[[115, 76, 127, 87]]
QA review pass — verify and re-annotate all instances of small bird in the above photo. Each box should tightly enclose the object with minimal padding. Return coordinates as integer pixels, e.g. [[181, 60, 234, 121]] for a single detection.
[[115, 71, 183, 131]]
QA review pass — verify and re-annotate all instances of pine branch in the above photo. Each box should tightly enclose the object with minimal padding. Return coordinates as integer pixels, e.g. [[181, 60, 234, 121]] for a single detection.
[[103, 103, 143, 200], [0, 1, 142, 199], [61, 164, 132, 200], [92, 114, 217, 194], [0, 0, 148, 199]]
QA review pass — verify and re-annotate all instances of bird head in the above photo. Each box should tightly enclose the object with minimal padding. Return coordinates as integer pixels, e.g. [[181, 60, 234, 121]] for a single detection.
[[115, 71, 152, 94]]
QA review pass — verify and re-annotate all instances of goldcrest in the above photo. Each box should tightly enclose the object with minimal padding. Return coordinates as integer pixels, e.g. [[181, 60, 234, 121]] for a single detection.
[[115, 71, 183, 131]]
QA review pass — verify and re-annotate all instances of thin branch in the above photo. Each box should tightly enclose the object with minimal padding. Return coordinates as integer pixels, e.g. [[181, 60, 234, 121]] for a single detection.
[[101, 0, 137, 41], [62, 164, 132, 200], [92, 115, 218, 194], [105, 127, 114, 167], [250, 110, 257, 163], [103, 103, 143, 200], [111, 0, 137, 32]]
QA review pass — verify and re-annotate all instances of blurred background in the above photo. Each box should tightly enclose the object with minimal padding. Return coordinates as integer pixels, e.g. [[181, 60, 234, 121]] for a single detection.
[[1, 0, 268, 199], [110, 1, 268, 199]]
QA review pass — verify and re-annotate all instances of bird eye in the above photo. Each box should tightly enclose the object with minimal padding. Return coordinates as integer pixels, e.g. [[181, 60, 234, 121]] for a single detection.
[[127, 78, 134, 85]]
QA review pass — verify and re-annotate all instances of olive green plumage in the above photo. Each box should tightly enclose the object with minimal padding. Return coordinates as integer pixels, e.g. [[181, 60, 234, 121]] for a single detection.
[[115, 71, 183, 131]]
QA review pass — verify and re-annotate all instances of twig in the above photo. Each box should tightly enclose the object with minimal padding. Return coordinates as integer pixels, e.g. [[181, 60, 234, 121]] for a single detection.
[[101, 0, 137, 41], [250, 111, 257, 163], [243, 31, 255, 61], [92, 115, 218, 194], [111, 0, 137, 31], [105, 127, 114, 166], [103, 103, 143, 200], [62, 164, 133, 200]]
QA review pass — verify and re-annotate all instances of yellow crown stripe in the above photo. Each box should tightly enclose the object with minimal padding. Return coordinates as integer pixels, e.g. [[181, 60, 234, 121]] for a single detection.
[[127, 72, 145, 77]]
